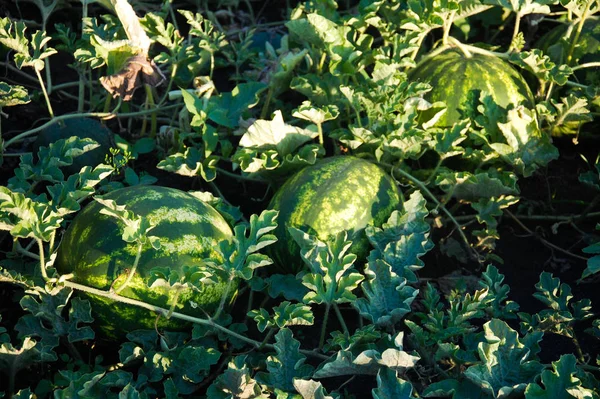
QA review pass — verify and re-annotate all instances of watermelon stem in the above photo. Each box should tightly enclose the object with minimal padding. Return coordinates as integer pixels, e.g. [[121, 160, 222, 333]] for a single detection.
[[571, 61, 600, 71], [319, 303, 331, 351], [212, 275, 236, 321], [36, 238, 49, 281], [113, 241, 143, 294], [508, 13, 523, 53], [332, 303, 349, 336], [441, 11, 456, 47], [34, 68, 54, 119], [565, 1, 594, 66], [166, 286, 183, 319], [389, 165, 482, 263], [58, 278, 331, 360], [2, 102, 179, 149], [447, 37, 509, 60]]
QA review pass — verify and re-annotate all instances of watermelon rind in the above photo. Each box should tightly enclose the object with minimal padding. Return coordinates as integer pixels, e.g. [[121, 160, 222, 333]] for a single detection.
[[55, 185, 235, 339], [267, 156, 402, 274], [409, 49, 535, 127]]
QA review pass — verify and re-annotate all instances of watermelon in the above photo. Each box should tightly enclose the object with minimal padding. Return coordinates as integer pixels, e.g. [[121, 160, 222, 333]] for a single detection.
[[34, 117, 114, 176], [267, 156, 402, 274], [55, 185, 235, 339], [409, 49, 535, 127]]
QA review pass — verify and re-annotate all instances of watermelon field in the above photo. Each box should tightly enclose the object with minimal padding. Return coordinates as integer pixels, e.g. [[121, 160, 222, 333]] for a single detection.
[[1, 0, 600, 397]]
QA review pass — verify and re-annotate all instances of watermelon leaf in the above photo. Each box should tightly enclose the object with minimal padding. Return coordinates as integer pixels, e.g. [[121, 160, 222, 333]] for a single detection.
[[206, 82, 267, 128], [239, 110, 319, 156], [248, 301, 314, 333], [509, 50, 572, 85], [0, 337, 42, 390], [353, 259, 418, 328], [324, 325, 382, 353], [293, 379, 335, 399], [481, 0, 552, 15], [209, 209, 278, 280], [0, 18, 56, 72], [157, 147, 219, 182], [292, 101, 339, 126], [15, 286, 94, 361], [9, 136, 103, 192], [255, 328, 314, 392], [148, 265, 216, 292], [525, 354, 596, 399], [372, 368, 415, 399], [520, 273, 593, 338], [581, 224, 600, 280], [206, 355, 267, 399], [290, 229, 363, 305], [0, 187, 64, 241], [365, 190, 432, 283], [463, 319, 545, 398], [0, 82, 30, 108], [492, 107, 559, 177], [313, 332, 419, 378], [478, 265, 520, 320], [95, 196, 159, 246]]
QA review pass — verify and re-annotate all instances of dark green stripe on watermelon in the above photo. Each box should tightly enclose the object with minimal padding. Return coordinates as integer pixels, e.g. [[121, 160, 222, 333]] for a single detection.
[[56, 185, 235, 339], [267, 156, 402, 274], [34, 117, 114, 175], [409, 49, 534, 127]]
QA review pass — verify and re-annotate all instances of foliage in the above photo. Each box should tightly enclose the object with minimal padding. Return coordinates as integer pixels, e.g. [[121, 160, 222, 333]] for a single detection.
[[0, 0, 599, 397]]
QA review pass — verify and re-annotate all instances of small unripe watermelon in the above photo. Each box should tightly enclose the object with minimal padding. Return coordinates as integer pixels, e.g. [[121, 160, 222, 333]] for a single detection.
[[34, 117, 114, 175], [409, 49, 535, 127], [56, 185, 235, 339], [267, 156, 402, 274]]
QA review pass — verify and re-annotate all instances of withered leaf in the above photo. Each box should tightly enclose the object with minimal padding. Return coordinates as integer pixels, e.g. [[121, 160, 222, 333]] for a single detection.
[[100, 54, 165, 101]]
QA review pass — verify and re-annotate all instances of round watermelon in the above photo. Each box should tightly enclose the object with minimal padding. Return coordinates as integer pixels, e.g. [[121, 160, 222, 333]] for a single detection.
[[34, 117, 114, 176], [55, 185, 235, 339], [267, 156, 402, 274], [409, 49, 535, 127]]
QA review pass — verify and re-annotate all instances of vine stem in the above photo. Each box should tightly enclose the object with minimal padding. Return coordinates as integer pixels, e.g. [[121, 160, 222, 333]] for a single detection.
[[56, 279, 329, 360], [332, 303, 349, 336], [566, 1, 594, 66], [387, 164, 481, 263], [34, 68, 54, 118], [3, 102, 180, 149], [505, 210, 589, 261], [212, 275, 235, 321], [441, 11, 456, 47], [317, 122, 324, 145], [113, 241, 143, 294], [572, 61, 600, 71], [216, 167, 269, 183], [166, 286, 183, 319], [319, 303, 331, 351], [509, 12, 522, 52], [36, 239, 48, 281]]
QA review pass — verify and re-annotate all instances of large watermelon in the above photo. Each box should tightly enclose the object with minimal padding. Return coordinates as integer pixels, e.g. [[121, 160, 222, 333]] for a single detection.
[[409, 49, 535, 127], [56, 185, 235, 339], [34, 117, 114, 176], [267, 156, 402, 274]]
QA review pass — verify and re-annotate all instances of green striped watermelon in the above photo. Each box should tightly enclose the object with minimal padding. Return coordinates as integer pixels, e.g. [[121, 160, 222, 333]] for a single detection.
[[56, 185, 235, 339], [267, 156, 402, 274], [409, 49, 535, 127], [34, 117, 114, 175]]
